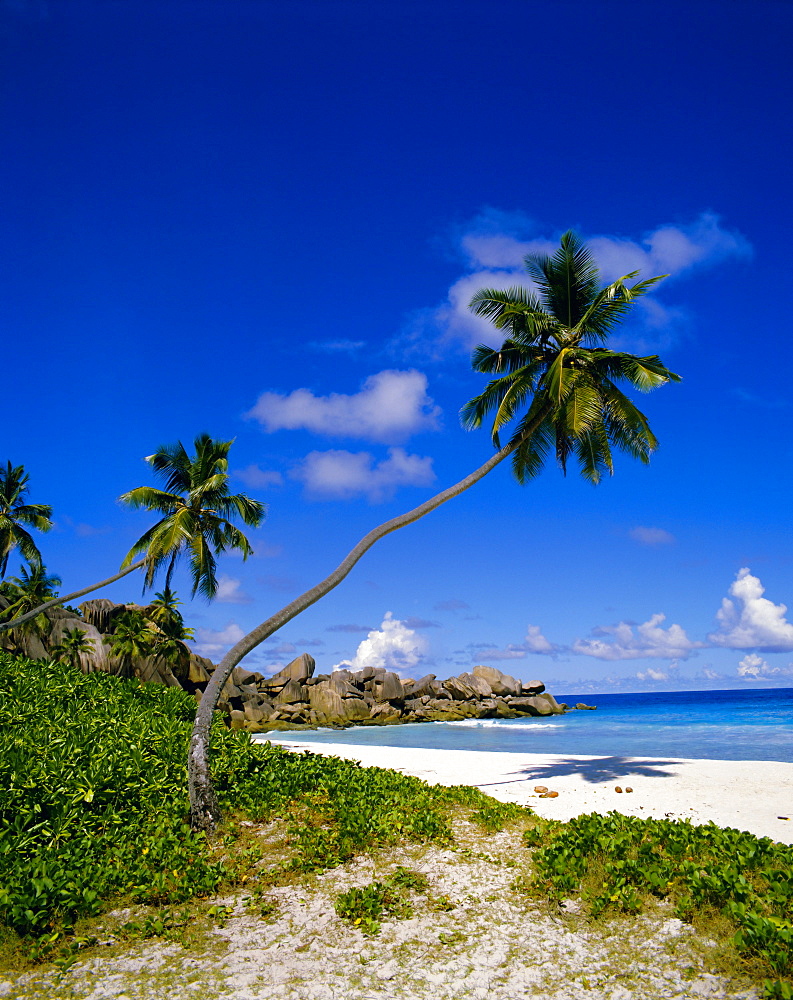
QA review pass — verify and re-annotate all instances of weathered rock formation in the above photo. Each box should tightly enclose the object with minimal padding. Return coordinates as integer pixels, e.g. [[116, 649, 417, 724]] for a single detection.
[[0, 597, 593, 729], [220, 656, 584, 732]]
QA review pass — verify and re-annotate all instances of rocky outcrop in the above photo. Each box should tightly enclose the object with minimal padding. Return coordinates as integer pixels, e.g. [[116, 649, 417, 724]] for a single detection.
[[1, 597, 593, 730], [221, 659, 590, 733]]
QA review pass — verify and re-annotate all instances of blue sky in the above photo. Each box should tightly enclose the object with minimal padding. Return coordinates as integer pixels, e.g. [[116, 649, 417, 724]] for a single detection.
[[3, 0, 792, 693]]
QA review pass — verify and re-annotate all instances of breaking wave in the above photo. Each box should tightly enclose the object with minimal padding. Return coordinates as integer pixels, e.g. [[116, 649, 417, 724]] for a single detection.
[[444, 719, 562, 729]]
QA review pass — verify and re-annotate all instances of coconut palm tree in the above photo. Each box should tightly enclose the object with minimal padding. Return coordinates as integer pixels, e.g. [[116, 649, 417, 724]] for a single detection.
[[148, 587, 194, 642], [0, 462, 53, 579], [0, 564, 62, 639], [50, 627, 93, 670], [109, 610, 160, 678], [0, 436, 266, 633], [118, 434, 267, 599], [187, 231, 682, 833]]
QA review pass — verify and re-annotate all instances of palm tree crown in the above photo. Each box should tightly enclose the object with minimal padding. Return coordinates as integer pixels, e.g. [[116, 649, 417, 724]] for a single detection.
[[0, 462, 53, 579], [119, 434, 267, 599], [0, 563, 62, 636], [461, 231, 681, 484]]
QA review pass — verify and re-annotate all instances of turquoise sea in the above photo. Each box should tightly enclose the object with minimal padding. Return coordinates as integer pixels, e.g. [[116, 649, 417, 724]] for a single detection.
[[266, 687, 793, 762]]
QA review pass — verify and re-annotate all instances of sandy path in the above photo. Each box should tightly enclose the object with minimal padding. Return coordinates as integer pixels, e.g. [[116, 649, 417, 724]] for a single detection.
[[261, 739, 793, 844]]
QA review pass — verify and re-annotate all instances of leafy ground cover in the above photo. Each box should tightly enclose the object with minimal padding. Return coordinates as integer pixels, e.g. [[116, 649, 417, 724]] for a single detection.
[[0, 653, 495, 946], [522, 811, 793, 996], [1, 651, 791, 997]]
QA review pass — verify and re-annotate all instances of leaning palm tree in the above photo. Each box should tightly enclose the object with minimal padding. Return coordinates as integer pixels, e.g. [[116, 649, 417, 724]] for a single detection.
[[0, 462, 53, 579], [0, 435, 266, 632], [188, 231, 682, 833]]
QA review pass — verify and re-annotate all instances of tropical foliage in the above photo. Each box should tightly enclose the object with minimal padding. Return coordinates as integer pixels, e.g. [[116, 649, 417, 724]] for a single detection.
[[0, 463, 52, 579], [462, 231, 681, 483], [2, 652, 790, 996], [524, 810, 793, 993], [0, 564, 62, 637], [119, 433, 266, 599], [0, 652, 489, 944], [49, 627, 93, 670]]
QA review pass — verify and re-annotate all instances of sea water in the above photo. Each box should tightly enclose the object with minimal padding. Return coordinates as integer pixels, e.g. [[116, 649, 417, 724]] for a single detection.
[[264, 687, 793, 762]]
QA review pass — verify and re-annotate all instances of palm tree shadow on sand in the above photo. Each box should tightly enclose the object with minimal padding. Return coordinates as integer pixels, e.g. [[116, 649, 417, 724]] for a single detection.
[[478, 755, 682, 787]]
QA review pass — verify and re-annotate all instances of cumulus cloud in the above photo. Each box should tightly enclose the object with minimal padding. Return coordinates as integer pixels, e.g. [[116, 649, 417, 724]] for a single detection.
[[736, 653, 793, 681], [245, 369, 440, 443], [572, 613, 701, 661], [292, 446, 435, 502], [406, 210, 750, 354], [232, 464, 284, 489], [334, 612, 429, 675], [628, 526, 675, 547], [192, 621, 245, 658], [636, 665, 675, 682], [472, 624, 562, 661], [214, 574, 252, 605], [709, 568, 793, 652]]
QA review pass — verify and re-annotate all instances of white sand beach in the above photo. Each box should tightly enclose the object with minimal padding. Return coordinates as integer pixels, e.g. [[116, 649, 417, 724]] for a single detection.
[[262, 738, 793, 845]]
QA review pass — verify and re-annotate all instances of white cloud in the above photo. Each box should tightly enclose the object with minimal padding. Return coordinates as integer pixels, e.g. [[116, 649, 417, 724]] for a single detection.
[[192, 621, 245, 658], [232, 464, 284, 489], [410, 211, 750, 354], [214, 574, 252, 605], [334, 611, 429, 676], [636, 666, 673, 682], [471, 624, 561, 660], [709, 568, 793, 652], [245, 369, 440, 443], [572, 613, 701, 661], [628, 526, 676, 547], [736, 652, 793, 682], [588, 213, 751, 282], [292, 446, 435, 502]]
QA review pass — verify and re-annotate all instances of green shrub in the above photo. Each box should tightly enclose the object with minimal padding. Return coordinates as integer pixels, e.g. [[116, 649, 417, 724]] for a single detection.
[[334, 867, 429, 935], [0, 653, 500, 943], [526, 810, 793, 989]]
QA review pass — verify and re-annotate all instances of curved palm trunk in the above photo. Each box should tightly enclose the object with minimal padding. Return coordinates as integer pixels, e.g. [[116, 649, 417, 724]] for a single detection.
[[188, 432, 537, 833], [0, 559, 146, 633]]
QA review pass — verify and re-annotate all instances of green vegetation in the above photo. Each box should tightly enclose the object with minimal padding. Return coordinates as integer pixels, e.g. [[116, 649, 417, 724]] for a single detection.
[[463, 231, 677, 484], [522, 810, 793, 994], [0, 462, 52, 580], [119, 433, 267, 599], [0, 564, 61, 636], [334, 867, 430, 935], [0, 434, 268, 635], [0, 652, 492, 948], [4, 649, 789, 996]]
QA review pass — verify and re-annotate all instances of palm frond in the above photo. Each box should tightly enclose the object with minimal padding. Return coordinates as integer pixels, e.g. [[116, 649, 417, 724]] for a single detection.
[[189, 534, 218, 600], [10, 503, 53, 529], [119, 487, 181, 513], [574, 423, 614, 484], [218, 493, 267, 527], [510, 412, 555, 484]]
